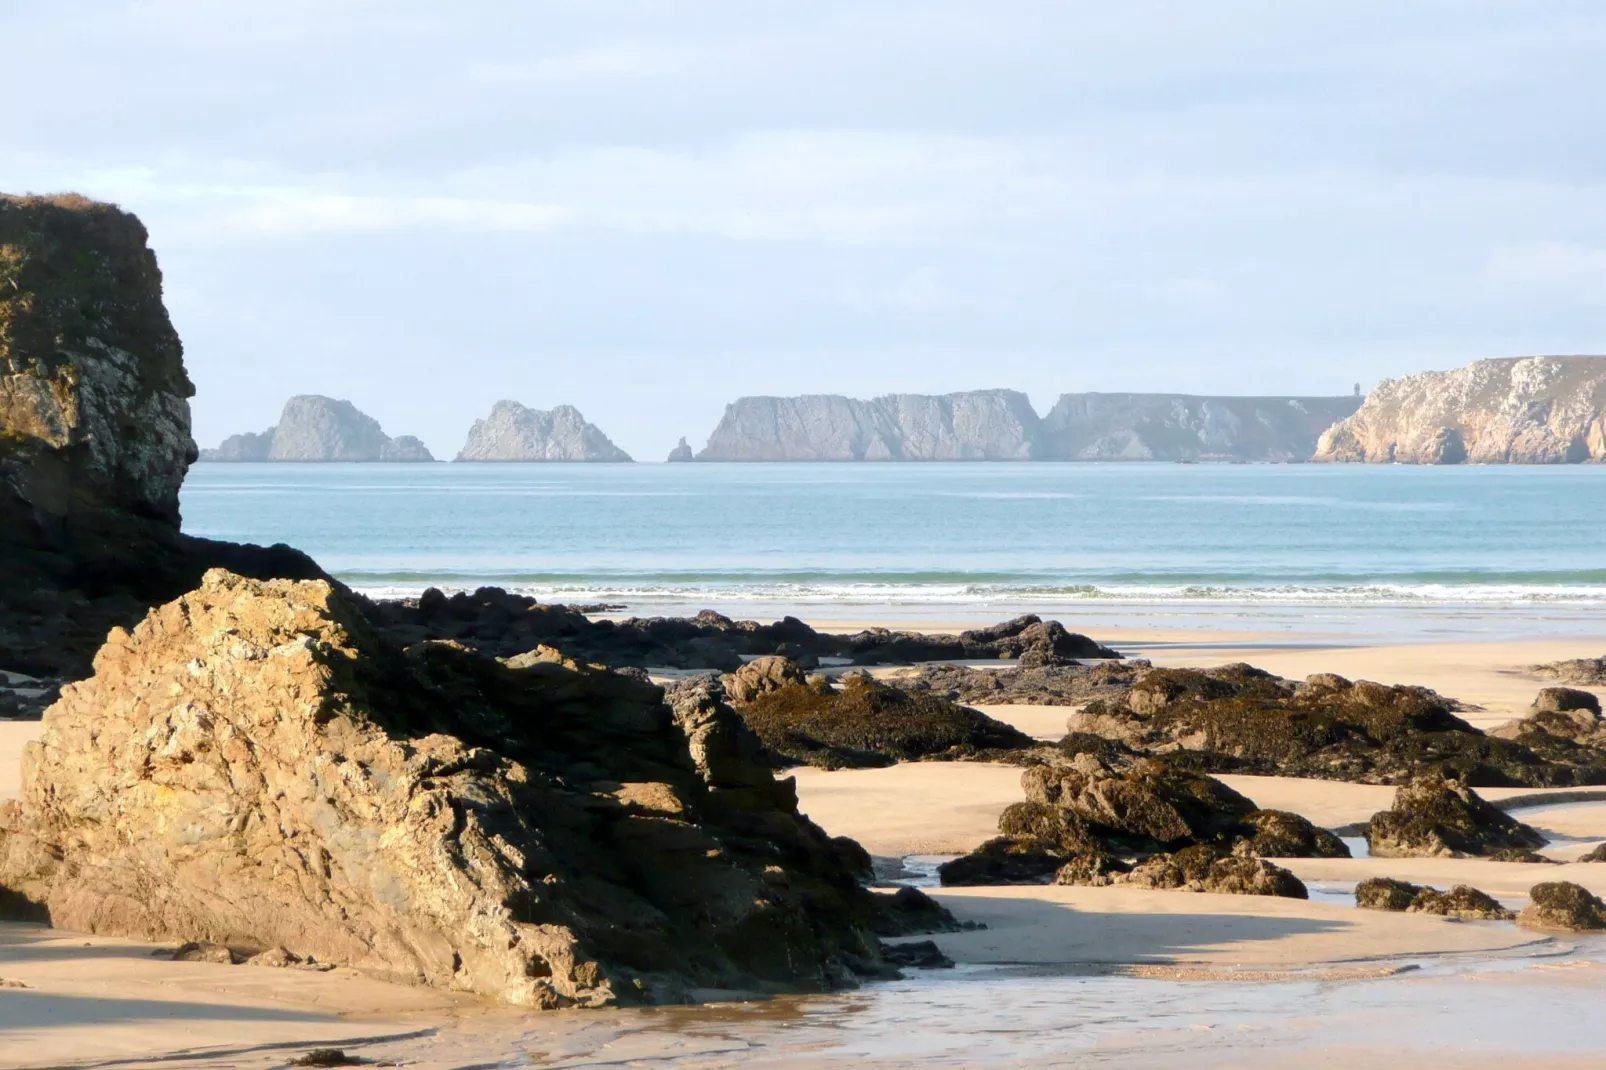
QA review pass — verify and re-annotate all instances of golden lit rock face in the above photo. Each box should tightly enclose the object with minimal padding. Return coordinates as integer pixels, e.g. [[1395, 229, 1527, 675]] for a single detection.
[[1315, 355, 1606, 464], [0, 570, 896, 1007], [0, 193, 195, 527]]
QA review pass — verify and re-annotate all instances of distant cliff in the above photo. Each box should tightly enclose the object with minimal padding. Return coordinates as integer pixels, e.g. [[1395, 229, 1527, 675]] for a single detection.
[[1314, 357, 1606, 464], [456, 401, 632, 462], [199, 395, 434, 461], [1041, 393, 1363, 462], [696, 390, 1042, 461]]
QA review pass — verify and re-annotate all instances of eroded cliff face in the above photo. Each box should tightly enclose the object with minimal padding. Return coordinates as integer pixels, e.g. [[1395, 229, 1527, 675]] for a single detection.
[[1314, 357, 1606, 464], [457, 401, 632, 461], [696, 390, 1042, 461], [200, 395, 435, 461], [0, 194, 321, 678], [1041, 394, 1362, 462], [0, 194, 195, 530]]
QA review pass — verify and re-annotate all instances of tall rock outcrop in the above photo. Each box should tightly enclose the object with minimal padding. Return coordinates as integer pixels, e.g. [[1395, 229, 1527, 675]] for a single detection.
[[667, 437, 695, 462], [200, 395, 435, 462], [1040, 393, 1362, 462], [456, 401, 632, 462], [0, 194, 320, 678], [696, 390, 1042, 461], [0, 570, 907, 1007], [1314, 356, 1606, 464]]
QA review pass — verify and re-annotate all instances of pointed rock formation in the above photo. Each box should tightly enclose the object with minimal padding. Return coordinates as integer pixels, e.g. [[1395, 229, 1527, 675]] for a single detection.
[[456, 401, 632, 462], [1314, 356, 1606, 464], [200, 395, 435, 462], [667, 437, 695, 462]]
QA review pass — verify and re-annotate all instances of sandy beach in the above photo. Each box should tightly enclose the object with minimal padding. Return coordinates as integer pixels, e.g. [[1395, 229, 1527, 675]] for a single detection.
[[4, 624, 1606, 1068]]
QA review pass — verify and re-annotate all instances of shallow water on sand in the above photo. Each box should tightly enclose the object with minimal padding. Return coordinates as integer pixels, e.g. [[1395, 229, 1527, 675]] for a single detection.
[[341, 944, 1606, 1069]]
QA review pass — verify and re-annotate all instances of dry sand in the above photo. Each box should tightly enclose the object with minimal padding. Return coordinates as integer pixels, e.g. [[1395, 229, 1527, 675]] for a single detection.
[[0, 721, 38, 801]]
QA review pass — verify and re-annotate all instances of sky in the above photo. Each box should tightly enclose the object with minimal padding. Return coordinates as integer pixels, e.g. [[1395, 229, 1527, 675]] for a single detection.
[[4, 0, 1605, 461]]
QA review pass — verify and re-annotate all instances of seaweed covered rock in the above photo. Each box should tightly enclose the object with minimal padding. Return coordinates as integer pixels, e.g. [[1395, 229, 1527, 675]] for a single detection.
[[1366, 775, 1547, 858], [0, 571, 924, 1007], [1355, 878, 1512, 919], [1518, 882, 1606, 932], [722, 656, 810, 704], [1355, 877, 1424, 912], [1066, 664, 1606, 787], [1577, 844, 1606, 863], [726, 667, 1034, 769], [892, 658, 1148, 707], [368, 596, 1117, 675], [1531, 657, 1606, 687], [938, 740, 1333, 896]]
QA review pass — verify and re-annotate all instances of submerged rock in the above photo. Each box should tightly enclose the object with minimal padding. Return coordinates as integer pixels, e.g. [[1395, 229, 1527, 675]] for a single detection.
[[200, 395, 435, 462], [1518, 882, 1606, 932], [455, 401, 632, 462], [1314, 356, 1606, 464], [0, 571, 927, 1007], [725, 665, 1034, 769], [1366, 775, 1547, 858]]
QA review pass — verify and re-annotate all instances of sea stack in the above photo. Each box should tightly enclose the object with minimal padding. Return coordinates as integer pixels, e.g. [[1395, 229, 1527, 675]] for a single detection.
[[456, 401, 632, 461], [1314, 356, 1606, 464], [697, 390, 1042, 461], [667, 437, 695, 462], [200, 395, 435, 461], [1040, 393, 1362, 462]]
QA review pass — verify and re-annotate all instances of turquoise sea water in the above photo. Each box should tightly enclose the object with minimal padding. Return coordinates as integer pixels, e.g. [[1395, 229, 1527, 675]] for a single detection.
[[179, 462, 1606, 637]]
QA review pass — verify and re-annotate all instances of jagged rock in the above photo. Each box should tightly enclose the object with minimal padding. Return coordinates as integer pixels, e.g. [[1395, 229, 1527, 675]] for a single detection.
[[725, 666, 1034, 769], [892, 659, 1146, 708], [456, 401, 631, 462], [1040, 393, 1361, 462], [1065, 664, 1606, 787], [1366, 774, 1547, 858], [1355, 877, 1424, 912], [1354, 878, 1512, 919], [696, 390, 1043, 461], [1531, 657, 1606, 687], [1491, 688, 1606, 750], [0, 571, 926, 1007], [200, 396, 435, 462], [1314, 356, 1606, 464], [1518, 882, 1606, 932], [666, 437, 694, 463], [0, 193, 324, 679]]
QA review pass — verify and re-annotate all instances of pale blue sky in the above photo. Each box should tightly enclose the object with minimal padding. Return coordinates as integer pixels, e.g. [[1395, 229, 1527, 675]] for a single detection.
[[4, 1, 1604, 460]]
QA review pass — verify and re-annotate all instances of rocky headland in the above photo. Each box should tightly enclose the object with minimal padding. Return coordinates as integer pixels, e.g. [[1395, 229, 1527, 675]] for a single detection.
[[1040, 392, 1362, 461], [456, 400, 632, 461], [200, 394, 435, 462], [1314, 356, 1606, 464]]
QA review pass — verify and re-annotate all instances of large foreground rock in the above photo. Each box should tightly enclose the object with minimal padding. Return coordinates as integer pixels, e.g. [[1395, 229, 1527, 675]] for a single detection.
[[456, 401, 632, 461], [200, 395, 434, 461], [1314, 356, 1606, 464], [0, 571, 918, 1007], [0, 194, 321, 678]]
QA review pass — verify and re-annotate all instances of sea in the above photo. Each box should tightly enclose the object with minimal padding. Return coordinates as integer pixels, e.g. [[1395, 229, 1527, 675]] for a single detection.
[[179, 461, 1606, 640]]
